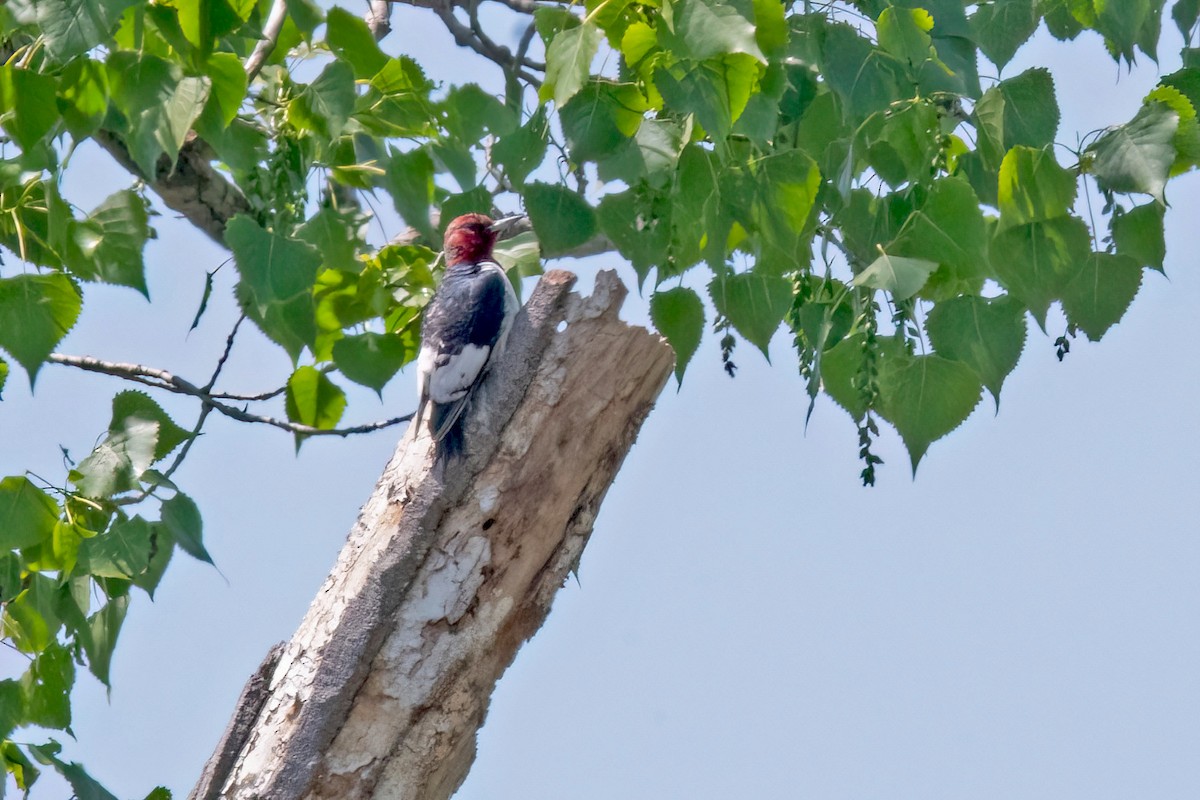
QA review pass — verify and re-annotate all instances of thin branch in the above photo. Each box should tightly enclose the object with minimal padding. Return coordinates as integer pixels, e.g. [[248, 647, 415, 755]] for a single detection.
[[245, 0, 290, 81], [203, 314, 246, 393], [47, 354, 412, 438], [433, 4, 544, 85], [468, 0, 545, 71]]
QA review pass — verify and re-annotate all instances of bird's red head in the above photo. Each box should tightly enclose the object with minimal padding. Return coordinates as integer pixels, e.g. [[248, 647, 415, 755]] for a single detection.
[[443, 213, 498, 266]]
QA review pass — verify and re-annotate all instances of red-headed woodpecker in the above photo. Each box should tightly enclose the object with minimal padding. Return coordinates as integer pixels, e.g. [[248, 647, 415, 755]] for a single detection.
[[415, 213, 520, 458]]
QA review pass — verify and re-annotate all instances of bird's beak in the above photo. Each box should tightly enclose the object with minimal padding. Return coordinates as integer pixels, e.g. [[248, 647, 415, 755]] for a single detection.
[[489, 214, 528, 240]]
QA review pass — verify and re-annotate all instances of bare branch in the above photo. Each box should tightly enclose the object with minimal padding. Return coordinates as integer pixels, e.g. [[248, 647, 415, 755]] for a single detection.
[[432, 3, 544, 85], [244, 0, 290, 81], [46, 354, 412, 438]]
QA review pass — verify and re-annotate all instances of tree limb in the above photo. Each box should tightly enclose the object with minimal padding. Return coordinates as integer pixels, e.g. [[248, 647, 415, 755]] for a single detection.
[[201, 269, 675, 800], [244, 0, 290, 81], [46, 354, 412, 438]]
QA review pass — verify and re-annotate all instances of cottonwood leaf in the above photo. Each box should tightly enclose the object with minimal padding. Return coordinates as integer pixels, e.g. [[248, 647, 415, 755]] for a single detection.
[[326, 6, 389, 78], [69, 190, 153, 295], [969, 0, 1039, 70], [0, 476, 59, 550], [997, 145, 1077, 230], [650, 286, 705, 384], [990, 215, 1090, 327], [853, 252, 938, 301], [35, 0, 141, 62], [72, 418, 158, 499], [21, 643, 74, 731], [161, 492, 211, 565], [110, 391, 190, 461], [0, 273, 82, 384], [332, 332, 413, 394], [1060, 253, 1144, 341], [1112, 202, 1166, 270], [877, 352, 983, 472], [1087, 101, 1178, 201], [524, 182, 597, 257], [661, 0, 766, 63], [709, 271, 792, 358], [288, 59, 355, 138], [540, 22, 602, 107], [0, 65, 58, 151], [926, 294, 1027, 405], [81, 595, 128, 687], [286, 366, 347, 433], [226, 216, 321, 309]]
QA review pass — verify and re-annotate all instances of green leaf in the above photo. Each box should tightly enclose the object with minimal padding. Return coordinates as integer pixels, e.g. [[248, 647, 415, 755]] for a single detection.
[[332, 332, 413, 394], [34, 0, 141, 61], [106, 53, 211, 175], [297, 206, 365, 272], [44, 756, 119, 800], [926, 294, 1027, 404], [599, 117, 690, 186], [160, 492, 211, 565], [819, 334, 869, 421], [650, 286, 705, 384], [77, 516, 155, 580], [1087, 101, 1179, 201], [0, 273, 81, 384], [494, 107, 549, 186], [877, 351, 983, 471], [597, 189, 672, 286], [853, 252, 938, 301], [709, 270, 792, 358], [226, 215, 322, 309], [0, 65, 58, 151], [997, 145, 1078, 230], [285, 366, 347, 431], [974, 68, 1060, 154], [440, 84, 517, 143], [492, 231, 543, 285], [0, 683, 26, 741], [80, 594, 128, 687], [288, 59, 356, 138], [0, 476, 59, 550], [990, 215, 1091, 326], [887, 176, 988, 296], [1, 739, 39, 789], [326, 6, 389, 79], [877, 7, 933, 66], [1112, 202, 1166, 271], [56, 58, 109, 139], [1061, 253, 1144, 340], [524, 182, 597, 257], [655, 56, 760, 140], [68, 189, 153, 294], [1174, 0, 1200, 37], [21, 643, 74, 731], [384, 147, 436, 241], [969, 0, 1039, 70], [560, 81, 645, 162], [4, 574, 63, 652], [820, 22, 906, 118], [661, 0, 765, 62], [202, 52, 248, 127], [110, 391, 190, 461], [72, 417, 159, 498], [540, 22, 602, 107], [0, 357, 7, 400]]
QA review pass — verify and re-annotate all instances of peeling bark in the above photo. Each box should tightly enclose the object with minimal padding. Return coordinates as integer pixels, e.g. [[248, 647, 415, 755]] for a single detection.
[[193, 270, 674, 799]]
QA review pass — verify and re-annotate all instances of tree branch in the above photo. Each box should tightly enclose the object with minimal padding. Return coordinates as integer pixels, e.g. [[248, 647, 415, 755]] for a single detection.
[[244, 0, 290, 81], [46, 354, 412, 438], [365, 0, 394, 40], [431, 2, 544, 85]]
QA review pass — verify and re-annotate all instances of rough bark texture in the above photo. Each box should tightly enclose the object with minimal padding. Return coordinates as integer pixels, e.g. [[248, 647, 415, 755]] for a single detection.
[[196, 269, 674, 800]]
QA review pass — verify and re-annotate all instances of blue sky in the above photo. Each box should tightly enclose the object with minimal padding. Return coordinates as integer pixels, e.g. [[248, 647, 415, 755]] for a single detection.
[[2, 6, 1199, 799]]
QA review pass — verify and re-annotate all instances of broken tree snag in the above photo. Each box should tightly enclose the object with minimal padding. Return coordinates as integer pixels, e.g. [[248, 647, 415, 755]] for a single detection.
[[200, 270, 675, 800]]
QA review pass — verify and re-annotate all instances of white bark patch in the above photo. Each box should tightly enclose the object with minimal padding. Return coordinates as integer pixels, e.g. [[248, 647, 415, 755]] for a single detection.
[[477, 485, 499, 514]]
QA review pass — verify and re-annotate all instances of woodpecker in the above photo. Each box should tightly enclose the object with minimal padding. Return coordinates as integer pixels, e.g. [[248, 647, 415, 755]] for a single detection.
[[415, 213, 520, 459]]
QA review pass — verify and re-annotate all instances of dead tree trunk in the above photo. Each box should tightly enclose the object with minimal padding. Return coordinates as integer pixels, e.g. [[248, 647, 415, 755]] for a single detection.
[[190, 269, 675, 800]]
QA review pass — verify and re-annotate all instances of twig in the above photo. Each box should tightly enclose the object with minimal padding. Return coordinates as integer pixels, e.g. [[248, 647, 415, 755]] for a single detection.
[[47, 354, 413, 438], [204, 314, 246, 393], [433, 4, 543, 85], [245, 0, 290, 81]]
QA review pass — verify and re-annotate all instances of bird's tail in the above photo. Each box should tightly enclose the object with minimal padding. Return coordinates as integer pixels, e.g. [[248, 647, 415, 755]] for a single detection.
[[431, 401, 467, 460]]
